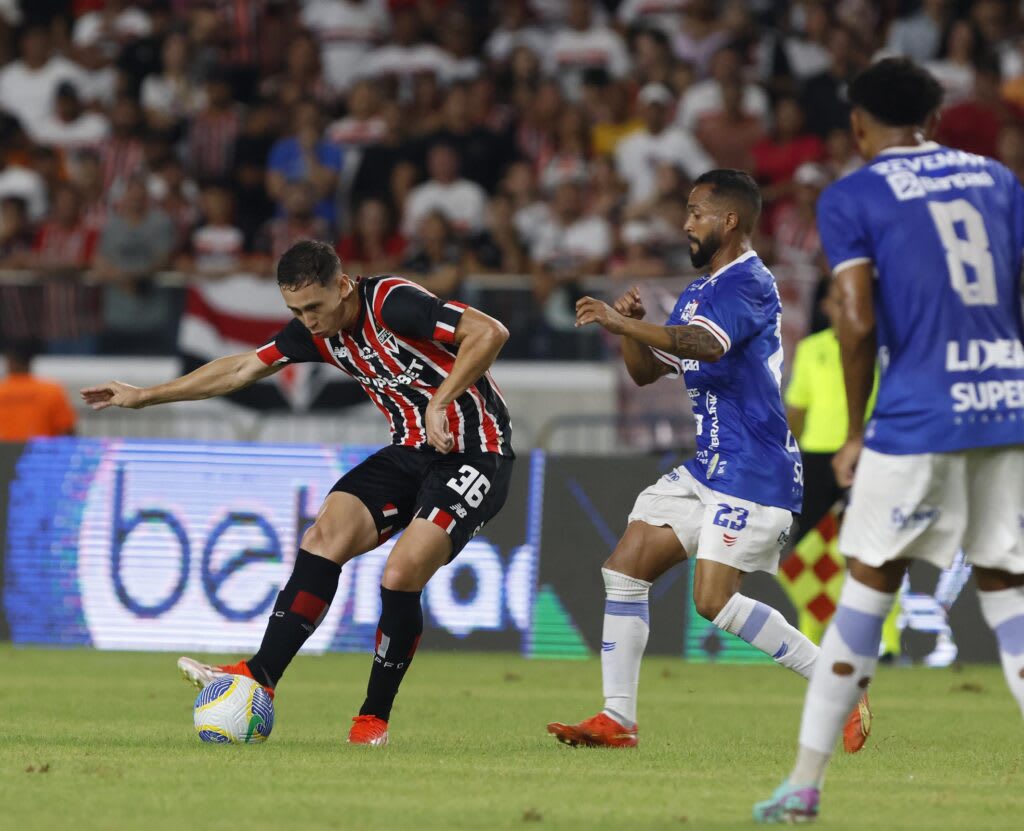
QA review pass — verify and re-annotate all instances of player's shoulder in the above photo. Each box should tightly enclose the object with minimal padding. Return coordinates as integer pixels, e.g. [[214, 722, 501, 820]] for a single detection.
[[709, 250, 773, 292], [363, 273, 425, 297]]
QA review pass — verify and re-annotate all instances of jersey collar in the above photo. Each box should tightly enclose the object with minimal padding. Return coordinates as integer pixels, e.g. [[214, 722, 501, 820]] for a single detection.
[[707, 249, 758, 281], [875, 140, 940, 156]]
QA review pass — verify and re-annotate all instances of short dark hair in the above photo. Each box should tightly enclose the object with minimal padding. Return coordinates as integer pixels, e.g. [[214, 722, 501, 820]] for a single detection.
[[848, 58, 944, 127], [277, 240, 342, 289], [693, 168, 761, 230]]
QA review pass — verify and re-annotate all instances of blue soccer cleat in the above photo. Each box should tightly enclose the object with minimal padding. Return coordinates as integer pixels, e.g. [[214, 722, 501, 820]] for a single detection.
[[752, 781, 820, 824]]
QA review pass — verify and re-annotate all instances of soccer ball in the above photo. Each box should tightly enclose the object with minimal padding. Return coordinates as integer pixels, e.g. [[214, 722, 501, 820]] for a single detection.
[[193, 675, 274, 744]]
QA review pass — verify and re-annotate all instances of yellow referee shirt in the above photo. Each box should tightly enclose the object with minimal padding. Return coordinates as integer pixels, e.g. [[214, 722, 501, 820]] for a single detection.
[[784, 328, 877, 454]]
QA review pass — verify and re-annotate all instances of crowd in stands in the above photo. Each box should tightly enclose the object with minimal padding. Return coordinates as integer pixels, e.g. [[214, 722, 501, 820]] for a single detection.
[[0, 0, 1022, 361]]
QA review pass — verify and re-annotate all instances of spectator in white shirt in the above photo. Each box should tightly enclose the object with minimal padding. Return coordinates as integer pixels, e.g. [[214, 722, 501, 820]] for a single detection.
[[616, 83, 713, 206], [301, 0, 390, 94], [676, 44, 770, 133], [885, 0, 950, 62], [530, 179, 612, 325], [72, 0, 152, 58], [617, 0, 690, 37], [0, 24, 90, 139], [402, 144, 487, 238], [29, 82, 110, 151], [486, 0, 549, 65], [547, 0, 631, 100], [439, 8, 483, 84], [361, 7, 454, 86], [0, 153, 47, 222], [140, 31, 206, 132]]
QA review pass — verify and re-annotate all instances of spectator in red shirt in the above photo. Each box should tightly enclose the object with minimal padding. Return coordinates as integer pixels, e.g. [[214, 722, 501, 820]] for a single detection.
[[696, 79, 764, 171], [751, 95, 825, 207], [187, 70, 242, 181], [336, 198, 407, 278], [98, 94, 146, 192], [935, 53, 1024, 159], [33, 183, 101, 353]]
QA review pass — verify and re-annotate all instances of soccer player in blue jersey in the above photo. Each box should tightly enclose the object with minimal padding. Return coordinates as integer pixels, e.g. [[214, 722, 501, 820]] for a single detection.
[[546, 169, 869, 750], [754, 58, 1024, 824]]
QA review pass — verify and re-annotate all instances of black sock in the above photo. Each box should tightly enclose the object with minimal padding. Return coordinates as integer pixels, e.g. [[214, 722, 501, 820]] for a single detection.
[[359, 587, 424, 722], [246, 549, 341, 688]]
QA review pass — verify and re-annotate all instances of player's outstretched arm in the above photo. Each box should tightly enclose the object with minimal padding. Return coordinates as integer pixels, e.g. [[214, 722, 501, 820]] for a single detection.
[[575, 296, 724, 363], [425, 307, 509, 453], [832, 262, 876, 486], [80, 351, 282, 411]]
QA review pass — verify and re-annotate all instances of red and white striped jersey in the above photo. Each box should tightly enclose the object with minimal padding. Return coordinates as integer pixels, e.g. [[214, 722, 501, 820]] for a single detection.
[[256, 276, 513, 457]]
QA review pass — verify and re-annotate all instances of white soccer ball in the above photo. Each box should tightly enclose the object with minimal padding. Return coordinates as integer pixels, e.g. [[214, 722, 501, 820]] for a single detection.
[[193, 675, 275, 744]]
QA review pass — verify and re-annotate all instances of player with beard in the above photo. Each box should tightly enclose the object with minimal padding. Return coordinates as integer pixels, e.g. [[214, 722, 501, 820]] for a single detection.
[[546, 169, 870, 751]]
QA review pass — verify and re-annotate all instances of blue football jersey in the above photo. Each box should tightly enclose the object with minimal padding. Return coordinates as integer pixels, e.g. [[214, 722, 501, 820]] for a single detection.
[[651, 251, 804, 513], [817, 142, 1024, 454]]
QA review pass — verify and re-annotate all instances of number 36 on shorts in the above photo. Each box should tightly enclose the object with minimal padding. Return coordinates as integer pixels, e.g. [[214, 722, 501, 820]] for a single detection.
[[447, 465, 491, 507]]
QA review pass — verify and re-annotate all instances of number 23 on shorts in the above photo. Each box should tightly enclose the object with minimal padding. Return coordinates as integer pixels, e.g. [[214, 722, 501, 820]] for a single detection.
[[713, 503, 749, 531]]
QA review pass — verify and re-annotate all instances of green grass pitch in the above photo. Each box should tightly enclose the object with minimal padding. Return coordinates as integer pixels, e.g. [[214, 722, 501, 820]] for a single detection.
[[2, 646, 1022, 831]]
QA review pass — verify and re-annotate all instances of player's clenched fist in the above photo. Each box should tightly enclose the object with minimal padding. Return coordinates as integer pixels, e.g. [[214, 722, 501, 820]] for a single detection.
[[575, 296, 629, 335], [80, 381, 146, 410], [612, 286, 646, 320], [424, 401, 455, 454]]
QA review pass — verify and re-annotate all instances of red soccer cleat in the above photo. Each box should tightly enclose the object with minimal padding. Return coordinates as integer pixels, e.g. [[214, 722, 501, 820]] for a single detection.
[[348, 715, 389, 746], [843, 693, 872, 753], [177, 656, 275, 699], [546, 712, 638, 748]]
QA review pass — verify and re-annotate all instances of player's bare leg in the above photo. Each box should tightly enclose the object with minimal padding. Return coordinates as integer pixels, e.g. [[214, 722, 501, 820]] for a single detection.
[[547, 521, 685, 747], [348, 518, 453, 747], [693, 559, 818, 676], [178, 492, 378, 695]]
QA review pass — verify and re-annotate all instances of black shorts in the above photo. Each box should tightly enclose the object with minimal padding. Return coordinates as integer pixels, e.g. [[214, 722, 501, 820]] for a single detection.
[[330, 445, 514, 559]]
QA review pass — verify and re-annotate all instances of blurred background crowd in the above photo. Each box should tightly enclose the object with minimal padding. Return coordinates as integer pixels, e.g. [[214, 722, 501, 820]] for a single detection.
[[0, 0, 1021, 366]]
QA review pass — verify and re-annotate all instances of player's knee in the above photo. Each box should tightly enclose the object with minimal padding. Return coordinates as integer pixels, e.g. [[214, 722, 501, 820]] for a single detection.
[[301, 521, 356, 565], [381, 561, 425, 592], [693, 589, 728, 622]]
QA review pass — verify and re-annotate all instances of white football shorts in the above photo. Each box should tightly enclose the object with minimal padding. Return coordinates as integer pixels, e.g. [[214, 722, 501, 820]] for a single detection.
[[839, 445, 1024, 572], [627, 466, 794, 574]]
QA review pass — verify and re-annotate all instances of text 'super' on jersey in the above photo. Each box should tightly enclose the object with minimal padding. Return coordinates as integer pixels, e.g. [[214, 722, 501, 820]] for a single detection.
[[257, 276, 513, 457], [651, 250, 804, 513], [818, 142, 1024, 454]]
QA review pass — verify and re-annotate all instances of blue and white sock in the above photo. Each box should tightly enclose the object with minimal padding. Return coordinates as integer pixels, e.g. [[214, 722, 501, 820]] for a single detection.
[[978, 585, 1024, 717], [790, 576, 895, 786], [713, 593, 818, 679], [600, 568, 651, 728]]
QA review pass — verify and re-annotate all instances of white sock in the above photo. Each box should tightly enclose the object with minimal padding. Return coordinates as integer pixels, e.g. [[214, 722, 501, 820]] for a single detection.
[[978, 585, 1024, 717], [713, 593, 818, 679], [791, 577, 895, 786], [600, 568, 651, 728]]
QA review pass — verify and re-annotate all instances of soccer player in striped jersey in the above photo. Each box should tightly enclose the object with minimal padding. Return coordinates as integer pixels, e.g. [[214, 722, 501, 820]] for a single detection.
[[82, 240, 514, 746]]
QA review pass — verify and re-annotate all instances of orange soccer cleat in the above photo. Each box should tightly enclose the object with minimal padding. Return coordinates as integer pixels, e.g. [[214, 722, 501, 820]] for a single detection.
[[177, 656, 275, 699], [843, 693, 872, 753], [546, 712, 638, 748], [348, 715, 389, 746]]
